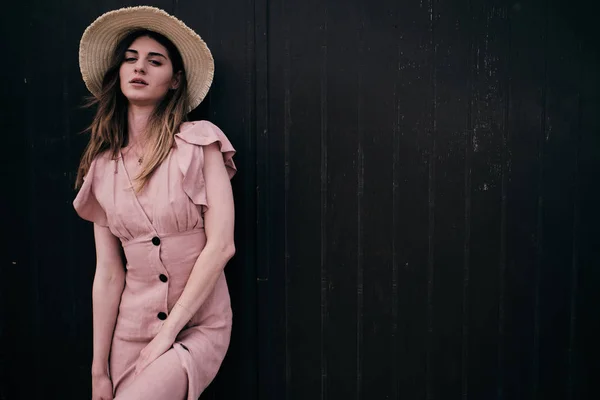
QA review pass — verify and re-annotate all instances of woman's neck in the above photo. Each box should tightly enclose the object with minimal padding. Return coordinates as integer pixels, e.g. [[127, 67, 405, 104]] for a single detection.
[[127, 104, 153, 144]]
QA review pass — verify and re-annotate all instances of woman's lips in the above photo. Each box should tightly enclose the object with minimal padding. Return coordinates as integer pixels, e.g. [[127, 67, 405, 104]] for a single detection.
[[129, 78, 148, 86]]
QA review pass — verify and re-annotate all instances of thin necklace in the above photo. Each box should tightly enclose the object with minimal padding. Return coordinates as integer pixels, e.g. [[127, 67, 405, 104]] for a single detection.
[[122, 141, 144, 165]]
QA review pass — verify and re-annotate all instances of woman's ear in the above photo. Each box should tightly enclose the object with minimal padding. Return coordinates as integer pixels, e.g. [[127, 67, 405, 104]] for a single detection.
[[171, 71, 182, 90]]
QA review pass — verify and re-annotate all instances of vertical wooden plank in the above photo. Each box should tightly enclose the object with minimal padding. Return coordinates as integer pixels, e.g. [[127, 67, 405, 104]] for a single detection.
[[0, 0, 34, 398], [319, 9, 329, 397], [462, 1, 475, 395], [504, 1, 545, 398], [498, 3, 510, 399], [320, 15, 328, 397], [574, 38, 600, 400], [566, 41, 583, 400], [536, 1, 580, 398], [571, 45, 600, 395], [262, 0, 291, 397], [254, 0, 283, 397], [430, 0, 471, 398], [268, 0, 331, 399], [359, 2, 397, 400], [533, 4, 600, 400], [394, 0, 433, 398], [566, 104, 581, 400], [324, 0, 359, 398], [531, 5, 547, 397], [356, 7, 365, 399], [426, 2, 436, 397], [466, 1, 509, 398]]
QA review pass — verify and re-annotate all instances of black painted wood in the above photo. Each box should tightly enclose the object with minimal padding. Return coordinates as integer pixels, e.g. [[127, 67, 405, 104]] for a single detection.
[[504, 1, 545, 399], [1, 0, 599, 399]]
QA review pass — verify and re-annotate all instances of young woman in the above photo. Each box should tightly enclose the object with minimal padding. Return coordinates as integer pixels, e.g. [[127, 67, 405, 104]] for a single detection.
[[73, 6, 236, 400]]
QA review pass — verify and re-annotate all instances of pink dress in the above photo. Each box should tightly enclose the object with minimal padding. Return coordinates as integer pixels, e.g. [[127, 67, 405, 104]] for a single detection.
[[73, 120, 236, 399]]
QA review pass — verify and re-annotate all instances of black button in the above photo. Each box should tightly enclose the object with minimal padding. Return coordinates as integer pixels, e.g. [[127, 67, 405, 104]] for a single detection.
[[152, 236, 161, 246], [157, 312, 167, 320], [159, 274, 168, 283]]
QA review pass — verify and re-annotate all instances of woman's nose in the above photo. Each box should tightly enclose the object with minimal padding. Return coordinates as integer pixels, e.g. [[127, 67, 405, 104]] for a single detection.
[[134, 60, 146, 74]]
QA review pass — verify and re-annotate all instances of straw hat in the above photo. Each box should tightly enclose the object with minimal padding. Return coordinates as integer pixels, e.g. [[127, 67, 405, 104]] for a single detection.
[[79, 6, 214, 111]]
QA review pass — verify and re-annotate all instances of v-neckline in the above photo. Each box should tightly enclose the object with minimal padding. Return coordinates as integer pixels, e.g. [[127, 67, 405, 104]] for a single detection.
[[119, 151, 157, 234]]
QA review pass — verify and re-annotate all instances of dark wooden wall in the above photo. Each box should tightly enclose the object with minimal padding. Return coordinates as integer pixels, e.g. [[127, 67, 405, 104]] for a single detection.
[[1, 0, 598, 399]]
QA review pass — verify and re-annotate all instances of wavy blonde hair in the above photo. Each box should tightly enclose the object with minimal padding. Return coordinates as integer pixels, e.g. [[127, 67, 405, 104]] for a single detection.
[[75, 29, 190, 191]]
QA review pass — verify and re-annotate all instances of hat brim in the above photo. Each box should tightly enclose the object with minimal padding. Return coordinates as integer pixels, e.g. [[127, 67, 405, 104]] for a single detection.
[[79, 6, 214, 112]]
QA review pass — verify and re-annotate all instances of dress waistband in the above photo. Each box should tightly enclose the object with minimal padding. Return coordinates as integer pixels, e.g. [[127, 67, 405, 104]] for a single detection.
[[121, 228, 205, 248]]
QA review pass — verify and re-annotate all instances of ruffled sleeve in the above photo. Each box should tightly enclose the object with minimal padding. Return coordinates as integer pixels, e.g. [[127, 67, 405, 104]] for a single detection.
[[174, 120, 237, 212], [73, 157, 109, 227]]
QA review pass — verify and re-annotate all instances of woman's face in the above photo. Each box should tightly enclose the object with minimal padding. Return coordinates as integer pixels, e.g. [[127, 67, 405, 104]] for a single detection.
[[119, 36, 180, 107]]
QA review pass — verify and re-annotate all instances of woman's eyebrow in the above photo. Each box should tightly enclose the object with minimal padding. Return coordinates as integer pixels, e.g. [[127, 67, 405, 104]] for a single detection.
[[125, 49, 168, 59], [148, 52, 168, 59]]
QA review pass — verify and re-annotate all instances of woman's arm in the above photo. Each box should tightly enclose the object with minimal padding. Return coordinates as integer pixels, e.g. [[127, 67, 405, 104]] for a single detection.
[[91, 224, 126, 378], [161, 141, 236, 338]]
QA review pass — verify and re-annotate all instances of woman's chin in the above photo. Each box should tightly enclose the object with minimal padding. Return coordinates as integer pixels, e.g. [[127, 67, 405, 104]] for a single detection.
[[124, 95, 161, 108]]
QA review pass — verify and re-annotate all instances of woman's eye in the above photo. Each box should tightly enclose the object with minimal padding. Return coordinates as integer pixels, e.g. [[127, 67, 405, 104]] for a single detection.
[[124, 57, 137, 63], [149, 60, 162, 66]]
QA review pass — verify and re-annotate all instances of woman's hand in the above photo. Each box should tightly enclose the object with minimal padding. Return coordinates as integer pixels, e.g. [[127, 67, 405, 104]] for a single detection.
[[134, 330, 176, 377], [92, 373, 113, 400]]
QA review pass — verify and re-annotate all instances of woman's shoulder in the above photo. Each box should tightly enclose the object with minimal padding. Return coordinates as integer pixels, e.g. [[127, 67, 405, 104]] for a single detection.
[[176, 120, 232, 148], [73, 150, 113, 226], [87, 149, 116, 174], [173, 120, 237, 187]]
